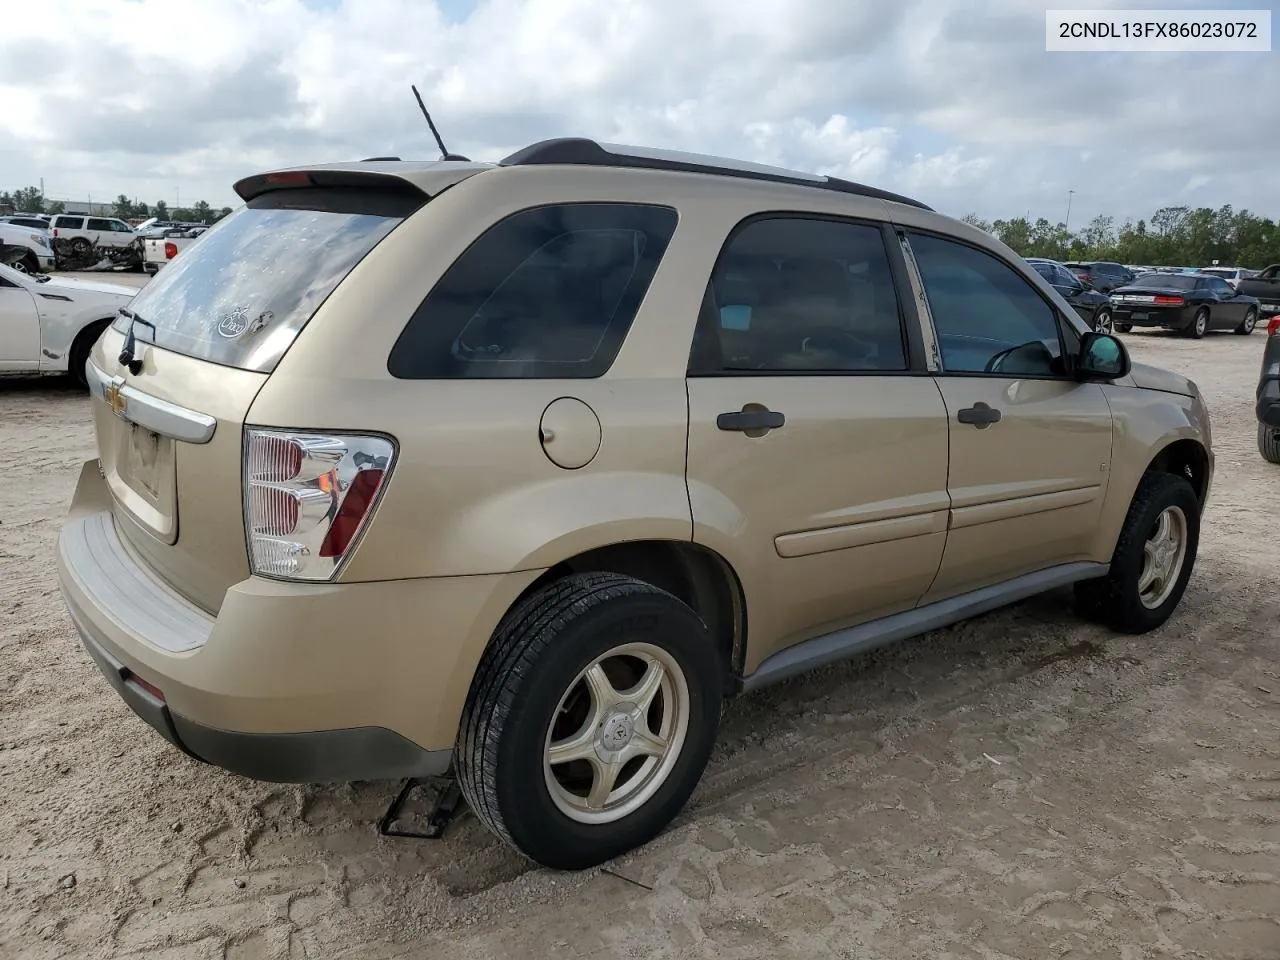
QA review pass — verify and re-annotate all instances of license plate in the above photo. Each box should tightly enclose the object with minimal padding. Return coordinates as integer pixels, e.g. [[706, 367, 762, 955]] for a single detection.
[[126, 424, 162, 499], [1130, 312, 1148, 320]]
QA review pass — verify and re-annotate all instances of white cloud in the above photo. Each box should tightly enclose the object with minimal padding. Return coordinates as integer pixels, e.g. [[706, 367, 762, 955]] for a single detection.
[[0, 0, 1276, 222]]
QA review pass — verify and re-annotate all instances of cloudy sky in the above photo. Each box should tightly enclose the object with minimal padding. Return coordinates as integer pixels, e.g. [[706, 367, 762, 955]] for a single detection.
[[2, 0, 1276, 227]]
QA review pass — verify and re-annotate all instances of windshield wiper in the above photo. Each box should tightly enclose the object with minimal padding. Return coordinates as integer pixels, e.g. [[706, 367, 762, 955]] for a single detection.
[[117, 307, 156, 375]]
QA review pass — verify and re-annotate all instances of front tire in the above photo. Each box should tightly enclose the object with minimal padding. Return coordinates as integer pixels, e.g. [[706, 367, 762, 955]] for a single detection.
[[1074, 471, 1200, 634], [1260, 423, 1280, 464], [456, 572, 724, 870], [67, 319, 110, 389], [1235, 308, 1257, 335]]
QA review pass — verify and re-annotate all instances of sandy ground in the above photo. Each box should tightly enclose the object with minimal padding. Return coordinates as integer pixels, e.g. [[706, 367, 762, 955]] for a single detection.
[[2, 306, 1278, 959]]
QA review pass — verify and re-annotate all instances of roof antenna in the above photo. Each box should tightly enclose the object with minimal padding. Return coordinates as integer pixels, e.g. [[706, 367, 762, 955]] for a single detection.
[[412, 84, 470, 162]]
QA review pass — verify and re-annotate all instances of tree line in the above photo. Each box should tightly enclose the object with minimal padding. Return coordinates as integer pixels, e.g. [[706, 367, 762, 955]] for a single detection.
[[961, 205, 1280, 269], [1, 186, 233, 226]]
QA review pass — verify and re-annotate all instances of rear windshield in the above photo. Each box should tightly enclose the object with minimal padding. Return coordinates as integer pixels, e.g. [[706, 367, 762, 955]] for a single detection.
[[113, 187, 418, 373], [1133, 273, 1197, 289]]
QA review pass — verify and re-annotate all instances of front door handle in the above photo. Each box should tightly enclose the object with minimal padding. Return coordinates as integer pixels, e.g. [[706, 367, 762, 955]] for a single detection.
[[717, 407, 785, 433], [957, 402, 1001, 428]]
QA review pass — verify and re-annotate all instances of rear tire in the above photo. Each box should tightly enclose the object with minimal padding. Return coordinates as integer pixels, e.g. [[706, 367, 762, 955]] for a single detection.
[[68, 319, 110, 389], [1260, 423, 1280, 464], [1186, 307, 1209, 339], [69, 237, 91, 259], [456, 572, 724, 870], [1235, 308, 1257, 335], [14, 252, 38, 274], [1093, 307, 1114, 334], [1115, 322, 1133, 333], [1074, 471, 1200, 634]]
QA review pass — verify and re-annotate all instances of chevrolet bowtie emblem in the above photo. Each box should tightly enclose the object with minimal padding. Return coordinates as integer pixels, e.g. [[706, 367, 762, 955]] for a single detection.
[[105, 378, 127, 417]]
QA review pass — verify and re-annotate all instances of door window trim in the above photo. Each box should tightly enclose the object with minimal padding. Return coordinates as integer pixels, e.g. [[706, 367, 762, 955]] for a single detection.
[[901, 227, 1080, 382], [686, 212, 931, 378]]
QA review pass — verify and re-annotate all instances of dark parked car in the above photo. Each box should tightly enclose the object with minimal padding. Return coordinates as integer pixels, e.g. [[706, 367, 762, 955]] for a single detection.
[[1027, 257, 1115, 332], [1236, 264, 1280, 320], [1064, 261, 1135, 293], [1259, 315, 1280, 463], [1111, 272, 1260, 338]]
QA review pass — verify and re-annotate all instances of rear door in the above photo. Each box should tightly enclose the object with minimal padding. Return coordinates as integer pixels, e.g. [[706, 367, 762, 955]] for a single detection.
[[0, 269, 40, 369], [686, 214, 950, 671], [901, 230, 1115, 602], [86, 218, 114, 249]]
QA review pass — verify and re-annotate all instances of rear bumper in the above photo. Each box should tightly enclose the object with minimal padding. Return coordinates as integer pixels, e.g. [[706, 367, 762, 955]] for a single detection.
[[55, 460, 540, 784], [1113, 304, 1189, 329], [69, 610, 441, 782]]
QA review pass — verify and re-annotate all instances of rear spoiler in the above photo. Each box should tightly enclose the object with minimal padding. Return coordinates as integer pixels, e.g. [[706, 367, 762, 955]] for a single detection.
[[233, 169, 431, 203]]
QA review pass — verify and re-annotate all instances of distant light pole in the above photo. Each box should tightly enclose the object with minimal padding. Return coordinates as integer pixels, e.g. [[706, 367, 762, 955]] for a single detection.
[[1065, 190, 1075, 232]]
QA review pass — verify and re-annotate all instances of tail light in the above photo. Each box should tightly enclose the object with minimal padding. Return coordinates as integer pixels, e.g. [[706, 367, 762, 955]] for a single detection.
[[243, 429, 396, 581], [1154, 295, 1184, 305], [1268, 316, 1280, 337], [164, 241, 177, 259]]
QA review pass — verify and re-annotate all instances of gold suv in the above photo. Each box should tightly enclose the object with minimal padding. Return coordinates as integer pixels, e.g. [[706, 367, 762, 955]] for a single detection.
[[56, 140, 1213, 870]]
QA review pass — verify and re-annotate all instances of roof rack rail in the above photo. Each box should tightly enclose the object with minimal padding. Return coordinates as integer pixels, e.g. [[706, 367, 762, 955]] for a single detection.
[[361, 156, 402, 162], [499, 138, 933, 211]]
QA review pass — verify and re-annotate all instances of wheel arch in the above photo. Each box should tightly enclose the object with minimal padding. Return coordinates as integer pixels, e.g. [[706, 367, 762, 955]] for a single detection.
[[1145, 437, 1211, 506], [511, 539, 749, 689]]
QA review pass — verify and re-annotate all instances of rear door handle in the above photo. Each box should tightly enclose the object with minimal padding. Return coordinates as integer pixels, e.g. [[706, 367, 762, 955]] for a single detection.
[[717, 407, 785, 433], [957, 402, 1001, 428]]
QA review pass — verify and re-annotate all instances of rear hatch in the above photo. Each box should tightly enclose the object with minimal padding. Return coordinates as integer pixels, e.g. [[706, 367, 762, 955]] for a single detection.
[[86, 166, 477, 614]]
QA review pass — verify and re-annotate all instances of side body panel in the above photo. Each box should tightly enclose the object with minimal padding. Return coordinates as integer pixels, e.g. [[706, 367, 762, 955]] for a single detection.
[[0, 279, 40, 368]]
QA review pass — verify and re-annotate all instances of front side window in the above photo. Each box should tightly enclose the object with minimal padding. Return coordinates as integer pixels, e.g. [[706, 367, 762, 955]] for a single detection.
[[388, 203, 678, 379], [694, 216, 907, 374], [908, 232, 1065, 377]]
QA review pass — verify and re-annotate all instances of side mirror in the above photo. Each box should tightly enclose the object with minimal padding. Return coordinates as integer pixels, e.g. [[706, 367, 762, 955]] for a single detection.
[[1077, 332, 1130, 381]]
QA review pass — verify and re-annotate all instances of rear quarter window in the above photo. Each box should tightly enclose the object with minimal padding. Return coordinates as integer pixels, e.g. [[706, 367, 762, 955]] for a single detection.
[[388, 202, 678, 379]]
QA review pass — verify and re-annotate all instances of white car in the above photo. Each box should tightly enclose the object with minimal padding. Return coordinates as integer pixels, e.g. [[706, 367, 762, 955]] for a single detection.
[[1199, 266, 1256, 288], [0, 263, 136, 385], [0, 222, 57, 274], [48, 215, 138, 259]]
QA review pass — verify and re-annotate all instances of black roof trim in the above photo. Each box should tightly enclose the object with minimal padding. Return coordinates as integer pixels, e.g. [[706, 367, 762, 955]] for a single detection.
[[499, 137, 933, 211]]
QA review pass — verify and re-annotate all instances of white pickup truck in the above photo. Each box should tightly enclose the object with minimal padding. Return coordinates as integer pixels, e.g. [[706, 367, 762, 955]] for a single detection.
[[142, 226, 209, 274]]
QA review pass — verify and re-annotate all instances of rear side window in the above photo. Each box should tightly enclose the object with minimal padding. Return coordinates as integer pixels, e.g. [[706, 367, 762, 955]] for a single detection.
[[114, 186, 420, 373], [693, 215, 908, 373], [87, 218, 113, 231], [388, 203, 677, 379], [54, 216, 83, 229]]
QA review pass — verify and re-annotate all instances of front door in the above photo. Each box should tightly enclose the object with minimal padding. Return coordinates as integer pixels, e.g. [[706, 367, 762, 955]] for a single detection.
[[903, 230, 1115, 602], [685, 214, 951, 673], [0, 273, 40, 369]]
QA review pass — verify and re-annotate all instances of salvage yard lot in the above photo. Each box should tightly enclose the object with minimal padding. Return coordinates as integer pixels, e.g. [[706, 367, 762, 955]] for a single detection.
[[1, 313, 1277, 959]]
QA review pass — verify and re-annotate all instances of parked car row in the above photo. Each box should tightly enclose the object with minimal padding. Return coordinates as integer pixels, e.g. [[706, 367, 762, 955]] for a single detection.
[[0, 213, 212, 272], [1025, 256, 1266, 340]]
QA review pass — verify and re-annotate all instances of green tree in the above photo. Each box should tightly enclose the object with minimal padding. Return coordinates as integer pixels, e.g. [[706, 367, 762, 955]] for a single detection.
[[153, 200, 169, 220], [46, 200, 65, 214], [113, 194, 133, 219], [12, 186, 45, 213]]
